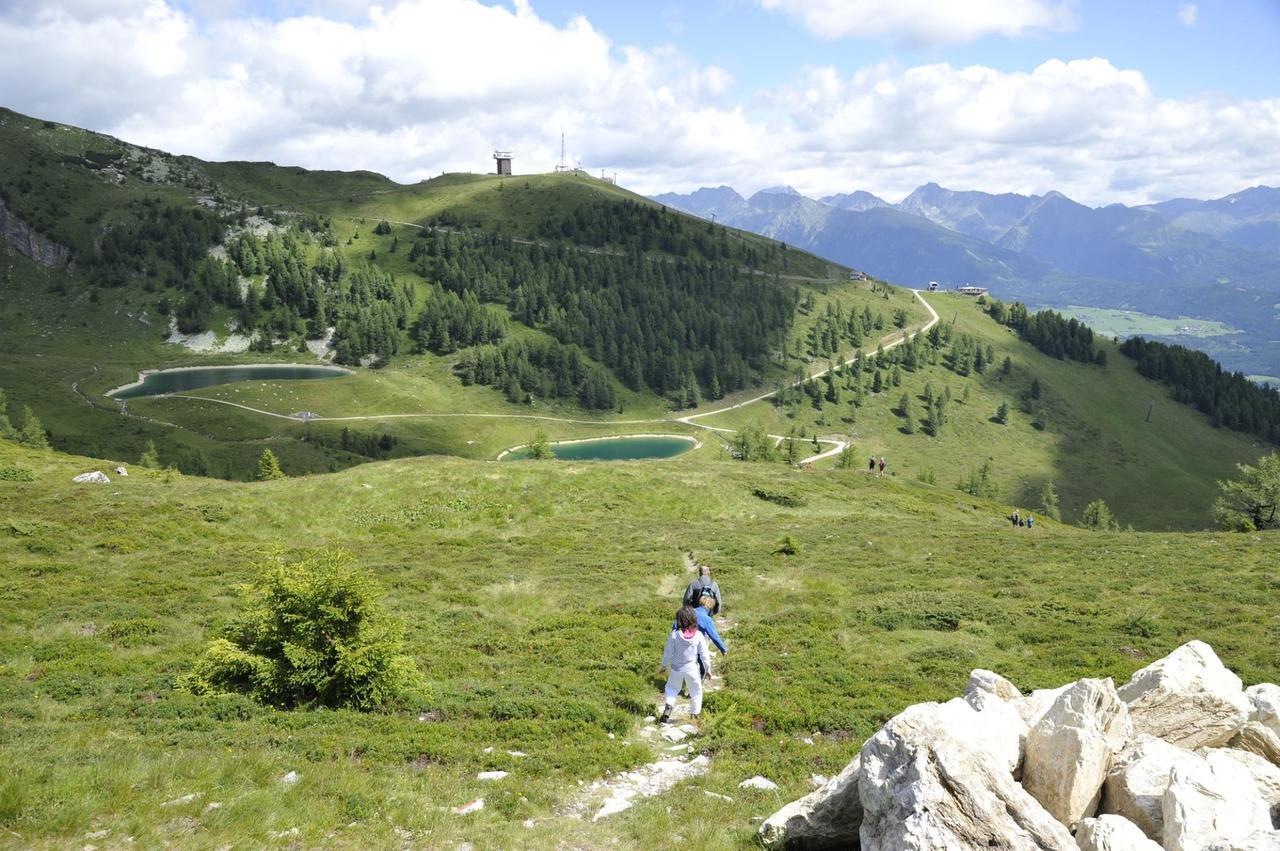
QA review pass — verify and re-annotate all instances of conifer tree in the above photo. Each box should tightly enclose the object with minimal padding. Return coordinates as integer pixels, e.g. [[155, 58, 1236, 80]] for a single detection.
[[1081, 498, 1117, 531], [897, 392, 910, 416], [139, 440, 160, 469], [1030, 378, 1042, 399], [18, 406, 49, 451], [256, 448, 286, 480], [995, 402, 1010, 424], [0, 387, 13, 439], [1040, 480, 1062, 521], [872, 370, 883, 393]]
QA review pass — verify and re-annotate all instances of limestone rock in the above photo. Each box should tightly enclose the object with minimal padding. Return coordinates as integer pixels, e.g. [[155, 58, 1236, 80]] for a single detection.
[[1023, 678, 1132, 829], [936, 695, 1028, 775], [1204, 831, 1280, 851], [1117, 641, 1250, 749], [967, 669, 1023, 702], [1248, 685, 1280, 738], [1162, 754, 1271, 851], [1101, 734, 1203, 840], [1075, 814, 1163, 850], [759, 754, 862, 850], [740, 776, 780, 791], [1200, 748, 1280, 824], [1017, 685, 1071, 727], [857, 702, 1076, 851], [1232, 723, 1280, 769], [0, 197, 73, 268]]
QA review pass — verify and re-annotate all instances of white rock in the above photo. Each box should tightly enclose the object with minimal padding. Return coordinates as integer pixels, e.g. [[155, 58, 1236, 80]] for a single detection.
[[507, 750, 526, 758], [1118, 641, 1250, 749], [857, 702, 1076, 850], [453, 798, 484, 815], [1204, 831, 1280, 851], [678, 724, 699, 736], [1248, 685, 1280, 738], [1016, 685, 1071, 727], [1163, 754, 1271, 851], [160, 793, 199, 807], [477, 771, 508, 781], [704, 791, 734, 802], [202, 802, 222, 813], [1201, 748, 1280, 823], [280, 771, 300, 786], [482, 746, 494, 754], [739, 776, 780, 791], [760, 755, 862, 849], [661, 728, 687, 743], [810, 774, 829, 789], [966, 669, 1023, 702], [1075, 814, 1163, 850], [1101, 734, 1203, 840], [1233, 723, 1280, 769], [73, 471, 110, 484], [1023, 678, 1131, 829]]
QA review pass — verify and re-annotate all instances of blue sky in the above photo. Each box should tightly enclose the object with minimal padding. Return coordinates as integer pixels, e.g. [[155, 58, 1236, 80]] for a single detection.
[[3, 0, 1279, 202]]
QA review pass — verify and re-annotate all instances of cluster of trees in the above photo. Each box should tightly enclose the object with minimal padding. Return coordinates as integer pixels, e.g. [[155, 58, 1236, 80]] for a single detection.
[[307, 427, 400, 460], [985, 299, 1106, 365], [410, 228, 797, 403], [1120, 337, 1280, 445], [534, 198, 781, 268], [412, 285, 507, 354], [801, 301, 886, 359], [0, 388, 48, 450], [946, 333, 995, 376], [92, 200, 225, 290], [455, 337, 617, 409]]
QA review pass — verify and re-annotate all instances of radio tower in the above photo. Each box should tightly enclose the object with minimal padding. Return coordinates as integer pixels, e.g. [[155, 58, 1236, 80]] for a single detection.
[[555, 128, 569, 173]]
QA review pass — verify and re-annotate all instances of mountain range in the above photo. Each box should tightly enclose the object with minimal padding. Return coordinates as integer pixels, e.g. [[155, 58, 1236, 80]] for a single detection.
[[653, 183, 1280, 377]]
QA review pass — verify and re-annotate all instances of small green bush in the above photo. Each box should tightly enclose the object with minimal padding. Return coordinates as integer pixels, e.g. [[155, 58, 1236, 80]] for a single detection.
[[184, 551, 424, 711], [774, 534, 802, 556], [0, 464, 35, 482], [752, 487, 807, 508]]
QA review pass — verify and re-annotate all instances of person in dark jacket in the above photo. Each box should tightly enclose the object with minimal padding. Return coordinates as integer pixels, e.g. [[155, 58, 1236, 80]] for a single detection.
[[673, 594, 728, 655], [682, 565, 722, 616]]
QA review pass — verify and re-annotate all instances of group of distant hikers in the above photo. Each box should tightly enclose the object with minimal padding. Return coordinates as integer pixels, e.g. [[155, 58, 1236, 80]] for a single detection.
[[868, 455, 887, 476], [1009, 508, 1035, 529], [657, 564, 726, 724]]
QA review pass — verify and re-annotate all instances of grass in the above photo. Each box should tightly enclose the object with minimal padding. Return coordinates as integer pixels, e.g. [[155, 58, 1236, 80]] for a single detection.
[[2, 437, 1279, 848], [1055, 305, 1242, 339]]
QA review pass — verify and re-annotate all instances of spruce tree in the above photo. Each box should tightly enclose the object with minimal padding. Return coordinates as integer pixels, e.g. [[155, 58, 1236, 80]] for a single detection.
[[897, 392, 910, 416], [256, 448, 286, 480], [995, 402, 1009, 424], [1081, 498, 1116, 531], [0, 387, 13, 439], [872, 370, 883, 393], [1040, 480, 1062, 521], [139, 440, 160, 469], [1030, 378, 1042, 399], [18, 406, 49, 451]]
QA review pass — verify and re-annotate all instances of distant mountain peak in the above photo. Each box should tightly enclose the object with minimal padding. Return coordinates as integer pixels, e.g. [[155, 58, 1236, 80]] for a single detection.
[[756, 185, 801, 196]]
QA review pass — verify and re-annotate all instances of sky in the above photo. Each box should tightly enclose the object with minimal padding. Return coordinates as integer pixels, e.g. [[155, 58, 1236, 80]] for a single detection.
[[1, 0, 1279, 205]]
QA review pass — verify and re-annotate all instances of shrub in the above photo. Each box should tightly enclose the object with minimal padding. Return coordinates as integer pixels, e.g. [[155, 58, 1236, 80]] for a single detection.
[[526, 429, 553, 460], [774, 534, 802, 556], [1081, 498, 1118, 531], [185, 551, 424, 711], [994, 402, 1009, 424], [957, 461, 999, 499], [0, 464, 35, 482], [752, 487, 806, 508]]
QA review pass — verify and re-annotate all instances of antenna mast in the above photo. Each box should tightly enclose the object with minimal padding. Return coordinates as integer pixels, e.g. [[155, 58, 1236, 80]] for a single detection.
[[555, 128, 569, 173]]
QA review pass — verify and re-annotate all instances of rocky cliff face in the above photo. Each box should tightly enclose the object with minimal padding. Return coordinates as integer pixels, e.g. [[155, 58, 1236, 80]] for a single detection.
[[761, 640, 1280, 850], [0, 198, 72, 268]]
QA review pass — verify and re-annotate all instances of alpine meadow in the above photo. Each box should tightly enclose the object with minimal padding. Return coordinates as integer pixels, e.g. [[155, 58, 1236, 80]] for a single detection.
[[4, 2, 1280, 849]]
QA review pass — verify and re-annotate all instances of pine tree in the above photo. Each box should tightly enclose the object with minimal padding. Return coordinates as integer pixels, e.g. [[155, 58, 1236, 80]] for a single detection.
[[926, 399, 943, 436], [1001, 356, 1013, 375], [995, 402, 1009, 424], [786, 428, 799, 465], [1040, 480, 1062, 521], [255, 448, 286, 481], [1081, 498, 1116, 531], [0, 387, 13, 439], [139, 440, 160, 469], [961, 385, 972, 405], [903, 407, 916, 434], [18, 406, 49, 450], [1030, 377, 1042, 399], [897, 392, 910, 416], [872, 370, 883, 393]]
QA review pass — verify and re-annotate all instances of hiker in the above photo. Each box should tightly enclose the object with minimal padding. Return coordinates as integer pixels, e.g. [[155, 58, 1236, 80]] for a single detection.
[[1011, 509, 1020, 527], [1026, 514, 1035, 529], [658, 605, 712, 723], [675, 593, 728, 656], [683, 565, 722, 616], [868, 455, 876, 472], [878, 456, 886, 475]]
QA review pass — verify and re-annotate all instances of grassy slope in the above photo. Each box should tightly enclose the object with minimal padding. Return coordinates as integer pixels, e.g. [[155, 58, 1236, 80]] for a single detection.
[[2, 440, 1278, 848], [704, 294, 1266, 530]]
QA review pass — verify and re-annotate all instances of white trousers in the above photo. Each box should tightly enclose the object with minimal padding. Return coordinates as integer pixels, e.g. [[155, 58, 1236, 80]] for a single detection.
[[663, 665, 703, 715]]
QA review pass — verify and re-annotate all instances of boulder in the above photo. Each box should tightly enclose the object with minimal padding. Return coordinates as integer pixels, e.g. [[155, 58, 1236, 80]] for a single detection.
[[1232, 723, 1280, 769], [857, 702, 1076, 850], [1075, 814, 1163, 850], [1016, 685, 1071, 727], [1204, 831, 1280, 851], [759, 754, 863, 850], [1023, 678, 1132, 829], [935, 695, 1028, 775], [1117, 641, 1250, 749], [966, 669, 1023, 702], [1162, 754, 1271, 851], [1248, 685, 1280, 738], [1101, 734, 1203, 840], [72, 471, 110, 484], [1200, 748, 1280, 824]]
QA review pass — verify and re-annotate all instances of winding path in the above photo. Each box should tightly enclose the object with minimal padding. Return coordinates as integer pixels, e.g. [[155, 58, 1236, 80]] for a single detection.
[[136, 291, 940, 465]]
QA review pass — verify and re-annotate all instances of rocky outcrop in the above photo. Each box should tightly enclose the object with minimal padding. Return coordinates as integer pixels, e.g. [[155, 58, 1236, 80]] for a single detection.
[[1117, 641, 1250, 749], [0, 197, 72, 268], [1101, 734, 1202, 839], [1022, 678, 1131, 829], [758, 755, 862, 849], [762, 641, 1268, 851], [857, 702, 1075, 850], [1162, 755, 1271, 851], [1075, 814, 1163, 850]]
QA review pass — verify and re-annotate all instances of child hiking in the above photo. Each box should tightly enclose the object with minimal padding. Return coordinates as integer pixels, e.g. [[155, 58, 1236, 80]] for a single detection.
[[658, 605, 712, 724]]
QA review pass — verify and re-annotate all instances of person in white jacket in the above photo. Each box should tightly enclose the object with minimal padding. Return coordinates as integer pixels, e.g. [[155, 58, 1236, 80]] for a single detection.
[[658, 605, 712, 723]]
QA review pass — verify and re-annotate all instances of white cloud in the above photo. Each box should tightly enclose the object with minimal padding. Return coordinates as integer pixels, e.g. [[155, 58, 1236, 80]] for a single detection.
[[757, 0, 1077, 46], [1177, 3, 1197, 27], [0, 0, 1276, 206]]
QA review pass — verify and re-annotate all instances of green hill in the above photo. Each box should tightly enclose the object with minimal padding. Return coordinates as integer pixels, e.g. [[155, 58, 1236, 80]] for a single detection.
[[2, 438, 1278, 848]]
